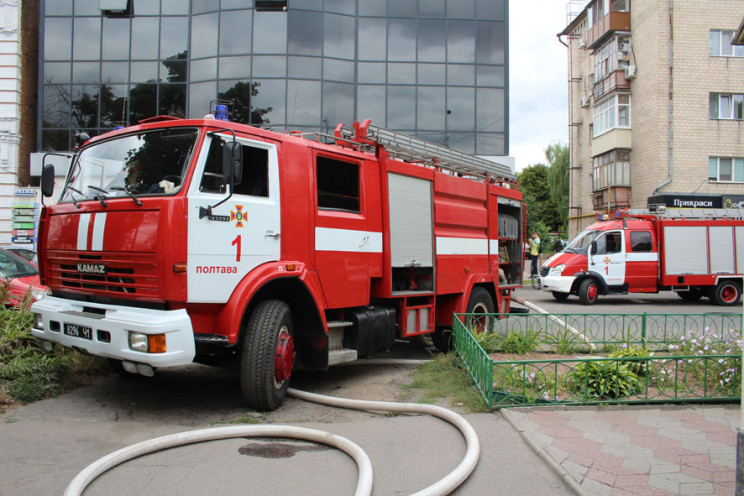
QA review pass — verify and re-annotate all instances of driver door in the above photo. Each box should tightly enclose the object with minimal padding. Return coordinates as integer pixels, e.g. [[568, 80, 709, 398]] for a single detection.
[[589, 231, 625, 287]]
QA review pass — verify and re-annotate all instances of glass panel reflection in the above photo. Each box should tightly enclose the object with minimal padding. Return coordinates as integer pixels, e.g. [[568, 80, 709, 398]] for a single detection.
[[358, 0, 386, 16], [44, 62, 72, 84], [388, 19, 416, 61], [74, 0, 100, 16], [161, 17, 188, 59], [417, 86, 446, 130], [418, 20, 446, 62], [476, 65, 505, 87], [249, 79, 286, 125], [191, 58, 218, 82], [447, 87, 474, 131], [287, 80, 320, 125], [102, 18, 131, 60], [42, 130, 71, 152], [218, 56, 251, 79], [73, 18, 101, 61], [72, 84, 100, 128], [162, 58, 187, 82], [162, 0, 189, 15], [129, 83, 158, 123], [420, 0, 445, 17], [100, 84, 129, 127], [322, 82, 354, 130], [288, 11, 323, 56], [72, 62, 99, 83], [418, 64, 446, 85], [43, 84, 73, 128], [324, 14, 355, 60], [44, 18, 72, 61], [387, 86, 415, 129], [357, 62, 386, 84], [476, 133, 504, 155], [447, 64, 474, 86], [253, 56, 287, 78], [46, 0, 72, 16], [191, 13, 218, 59], [133, 0, 159, 16], [102, 62, 129, 84], [218, 80, 270, 125], [159, 84, 186, 117], [477, 0, 505, 20], [477, 88, 504, 132], [358, 18, 387, 61], [388, 0, 416, 17], [388, 63, 415, 84], [477, 22, 505, 64], [325, 0, 354, 15], [130, 62, 158, 83], [447, 21, 475, 63], [131, 18, 160, 60], [254, 12, 287, 54], [446, 132, 475, 154], [323, 59, 354, 83], [357, 85, 386, 126], [447, 0, 475, 19], [219, 10, 252, 55], [188, 81, 217, 119], [288, 57, 322, 79]]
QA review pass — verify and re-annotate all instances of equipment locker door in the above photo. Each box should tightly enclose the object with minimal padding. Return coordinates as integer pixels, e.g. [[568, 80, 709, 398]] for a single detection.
[[187, 135, 281, 303]]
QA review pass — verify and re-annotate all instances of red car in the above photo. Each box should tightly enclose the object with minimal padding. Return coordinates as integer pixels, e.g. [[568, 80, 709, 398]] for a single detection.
[[0, 248, 49, 308]]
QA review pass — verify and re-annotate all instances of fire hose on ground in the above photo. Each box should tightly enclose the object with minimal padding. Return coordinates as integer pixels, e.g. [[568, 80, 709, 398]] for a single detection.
[[64, 386, 480, 496]]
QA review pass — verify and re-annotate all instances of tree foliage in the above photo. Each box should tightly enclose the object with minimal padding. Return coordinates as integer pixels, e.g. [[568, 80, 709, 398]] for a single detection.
[[518, 142, 570, 242]]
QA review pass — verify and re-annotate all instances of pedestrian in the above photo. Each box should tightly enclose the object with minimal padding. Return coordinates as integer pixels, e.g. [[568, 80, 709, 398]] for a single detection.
[[529, 232, 541, 278]]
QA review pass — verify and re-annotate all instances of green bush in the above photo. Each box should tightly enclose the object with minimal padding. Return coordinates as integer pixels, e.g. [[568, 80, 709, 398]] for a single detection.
[[493, 329, 541, 355], [609, 346, 651, 376], [569, 360, 640, 399]]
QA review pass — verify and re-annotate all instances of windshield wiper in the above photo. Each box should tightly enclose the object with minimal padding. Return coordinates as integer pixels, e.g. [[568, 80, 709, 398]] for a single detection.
[[88, 186, 109, 208], [110, 186, 144, 206], [65, 186, 90, 209]]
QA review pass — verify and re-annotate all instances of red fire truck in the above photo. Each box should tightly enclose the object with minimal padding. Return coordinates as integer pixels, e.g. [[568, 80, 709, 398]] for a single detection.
[[540, 207, 744, 306], [31, 115, 524, 410]]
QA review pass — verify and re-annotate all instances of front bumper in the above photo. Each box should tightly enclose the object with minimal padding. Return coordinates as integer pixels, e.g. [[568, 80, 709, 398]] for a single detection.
[[31, 296, 196, 368], [540, 274, 576, 294]]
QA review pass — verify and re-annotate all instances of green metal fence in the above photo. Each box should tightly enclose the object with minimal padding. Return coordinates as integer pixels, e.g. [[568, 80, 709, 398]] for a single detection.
[[452, 312, 743, 409]]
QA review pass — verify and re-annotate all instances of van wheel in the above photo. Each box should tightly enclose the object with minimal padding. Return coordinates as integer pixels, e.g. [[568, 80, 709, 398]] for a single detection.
[[712, 281, 741, 306], [466, 287, 495, 333], [578, 279, 599, 305], [551, 291, 570, 301], [240, 300, 295, 411]]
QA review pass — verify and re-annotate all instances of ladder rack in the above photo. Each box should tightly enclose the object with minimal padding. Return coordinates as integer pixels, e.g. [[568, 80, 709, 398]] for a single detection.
[[621, 208, 744, 220], [334, 120, 516, 182]]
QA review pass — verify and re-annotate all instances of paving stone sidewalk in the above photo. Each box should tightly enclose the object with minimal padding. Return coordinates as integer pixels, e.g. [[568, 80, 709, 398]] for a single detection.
[[502, 405, 739, 496]]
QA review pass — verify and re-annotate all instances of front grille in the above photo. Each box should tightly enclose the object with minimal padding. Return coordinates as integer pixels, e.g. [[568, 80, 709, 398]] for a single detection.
[[540, 267, 550, 277], [46, 251, 159, 299]]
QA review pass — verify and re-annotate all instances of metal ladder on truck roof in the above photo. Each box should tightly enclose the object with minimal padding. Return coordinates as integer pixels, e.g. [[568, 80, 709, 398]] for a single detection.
[[333, 119, 516, 182], [621, 208, 744, 220]]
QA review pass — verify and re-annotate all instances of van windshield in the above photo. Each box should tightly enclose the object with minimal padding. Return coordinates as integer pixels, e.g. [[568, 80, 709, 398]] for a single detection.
[[61, 128, 198, 204], [563, 229, 601, 254]]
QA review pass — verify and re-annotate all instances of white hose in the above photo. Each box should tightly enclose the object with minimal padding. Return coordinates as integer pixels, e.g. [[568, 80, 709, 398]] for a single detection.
[[512, 296, 596, 350], [65, 388, 480, 496]]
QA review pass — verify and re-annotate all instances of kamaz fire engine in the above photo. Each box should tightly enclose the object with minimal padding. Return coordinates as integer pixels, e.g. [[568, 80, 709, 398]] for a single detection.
[[30, 113, 525, 410], [540, 207, 744, 305]]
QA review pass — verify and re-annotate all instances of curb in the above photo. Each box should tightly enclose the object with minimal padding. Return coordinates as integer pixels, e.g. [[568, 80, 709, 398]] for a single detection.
[[500, 408, 588, 496]]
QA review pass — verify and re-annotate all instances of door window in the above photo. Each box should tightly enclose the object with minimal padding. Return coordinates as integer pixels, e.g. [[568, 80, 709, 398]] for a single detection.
[[316, 156, 360, 212], [595, 232, 622, 254], [199, 137, 269, 197], [630, 231, 652, 252]]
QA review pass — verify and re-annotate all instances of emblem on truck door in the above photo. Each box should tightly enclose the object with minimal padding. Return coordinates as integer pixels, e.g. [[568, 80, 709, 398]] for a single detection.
[[77, 263, 107, 274], [231, 205, 247, 227]]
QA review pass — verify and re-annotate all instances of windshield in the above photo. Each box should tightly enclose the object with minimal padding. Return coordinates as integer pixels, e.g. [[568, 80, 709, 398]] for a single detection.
[[61, 128, 198, 203], [563, 229, 601, 254], [0, 249, 37, 278]]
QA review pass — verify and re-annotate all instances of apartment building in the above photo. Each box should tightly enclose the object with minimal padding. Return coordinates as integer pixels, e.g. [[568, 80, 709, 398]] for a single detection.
[[560, 0, 744, 237]]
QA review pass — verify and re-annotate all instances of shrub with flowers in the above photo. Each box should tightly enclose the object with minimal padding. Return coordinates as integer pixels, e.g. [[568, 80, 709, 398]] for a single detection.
[[667, 328, 742, 394]]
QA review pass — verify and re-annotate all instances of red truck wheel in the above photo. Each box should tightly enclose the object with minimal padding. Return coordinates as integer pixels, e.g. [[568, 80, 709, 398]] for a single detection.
[[712, 281, 741, 306], [578, 279, 599, 305], [466, 287, 495, 333], [240, 300, 295, 411]]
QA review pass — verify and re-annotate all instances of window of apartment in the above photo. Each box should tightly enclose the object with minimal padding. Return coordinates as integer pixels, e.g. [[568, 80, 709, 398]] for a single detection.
[[611, 0, 629, 12], [593, 35, 631, 82], [709, 30, 744, 57], [593, 93, 631, 136], [709, 157, 744, 183], [317, 156, 360, 212], [592, 150, 630, 191], [709, 93, 744, 120]]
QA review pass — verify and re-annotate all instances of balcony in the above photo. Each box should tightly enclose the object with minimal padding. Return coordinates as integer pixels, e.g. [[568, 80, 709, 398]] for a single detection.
[[592, 70, 631, 100], [591, 186, 631, 211], [587, 11, 630, 49]]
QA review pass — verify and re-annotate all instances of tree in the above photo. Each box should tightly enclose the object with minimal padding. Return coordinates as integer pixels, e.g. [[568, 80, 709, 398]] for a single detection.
[[517, 163, 560, 239], [218, 81, 273, 125], [545, 143, 569, 233]]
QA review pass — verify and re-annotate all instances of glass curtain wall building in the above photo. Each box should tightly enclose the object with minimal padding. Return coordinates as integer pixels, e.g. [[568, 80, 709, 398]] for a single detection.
[[39, 0, 508, 157]]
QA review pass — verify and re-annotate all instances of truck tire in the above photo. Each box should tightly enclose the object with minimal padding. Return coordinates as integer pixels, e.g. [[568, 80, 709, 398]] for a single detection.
[[240, 300, 295, 411], [711, 281, 741, 306], [431, 326, 452, 353], [551, 291, 570, 301], [466, 287, 495, 333], [578, 279, 599, 305], [677, 289, 703, 302]]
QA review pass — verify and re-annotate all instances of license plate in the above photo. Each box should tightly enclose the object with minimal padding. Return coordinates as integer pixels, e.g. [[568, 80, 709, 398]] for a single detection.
[[64, 323, 92, 340]]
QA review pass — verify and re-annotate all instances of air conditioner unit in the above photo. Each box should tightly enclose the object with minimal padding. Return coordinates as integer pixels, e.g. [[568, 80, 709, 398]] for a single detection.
[[578, 38, 586, 48], [624, 65, 637, 79], [580, 97, 590, 108]]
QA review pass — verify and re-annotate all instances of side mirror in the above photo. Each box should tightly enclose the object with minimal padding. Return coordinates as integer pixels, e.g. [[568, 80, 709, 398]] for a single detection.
[[41, 164, 55, 198], [590, 241, 597, 255], [222, 141, 243, 186]]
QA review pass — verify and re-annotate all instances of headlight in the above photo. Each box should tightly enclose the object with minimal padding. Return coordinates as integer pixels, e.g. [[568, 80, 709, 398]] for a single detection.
[[551, 264, 565, 275], [31, 288, 51, 301]]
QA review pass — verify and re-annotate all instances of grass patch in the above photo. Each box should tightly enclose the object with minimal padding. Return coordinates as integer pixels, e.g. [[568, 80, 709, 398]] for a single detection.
[[0, 306, 107, 408], [406, 353, 488, 413]]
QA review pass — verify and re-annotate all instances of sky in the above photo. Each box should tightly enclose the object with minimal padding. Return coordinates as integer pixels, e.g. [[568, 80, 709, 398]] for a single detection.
[[508, 0, 573, 171]]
